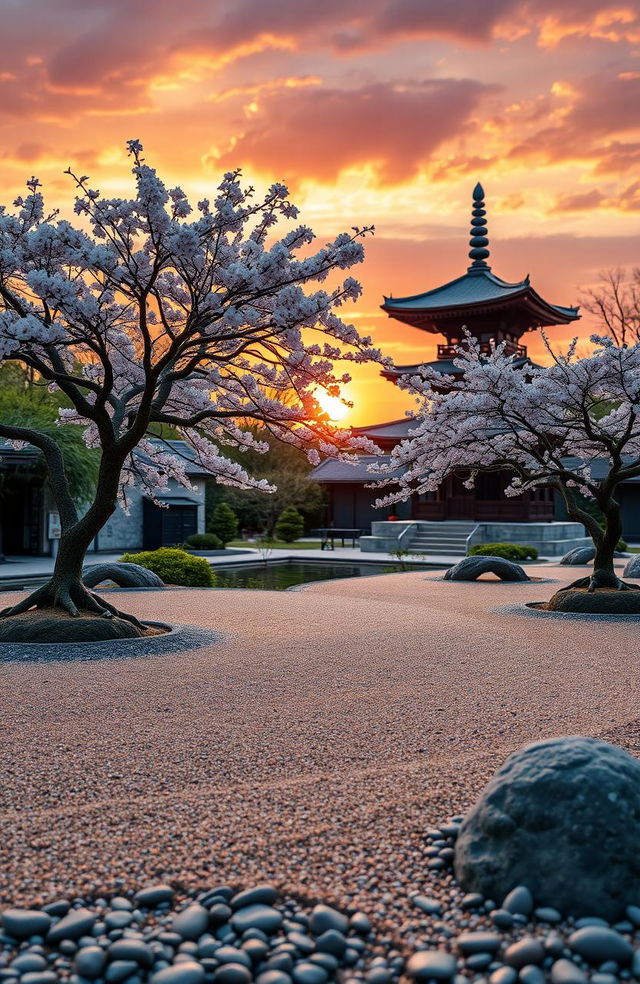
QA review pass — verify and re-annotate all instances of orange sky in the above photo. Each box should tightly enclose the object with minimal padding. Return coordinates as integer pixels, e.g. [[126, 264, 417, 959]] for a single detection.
[[1, 0, 639, 424]]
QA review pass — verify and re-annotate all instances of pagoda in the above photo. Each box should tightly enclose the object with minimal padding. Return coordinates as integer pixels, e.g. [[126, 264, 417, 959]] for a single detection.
[[311, 184, 581, 534], [380, 182, 579, 384]]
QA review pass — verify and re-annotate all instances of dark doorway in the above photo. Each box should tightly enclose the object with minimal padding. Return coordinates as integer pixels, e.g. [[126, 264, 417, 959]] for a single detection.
[[142, 498, 198, 549]]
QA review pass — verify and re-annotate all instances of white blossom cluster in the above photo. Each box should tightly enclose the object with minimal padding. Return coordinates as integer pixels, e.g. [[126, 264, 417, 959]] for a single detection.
[[0, 141, 387, 504], [371, 331, 640, 507]]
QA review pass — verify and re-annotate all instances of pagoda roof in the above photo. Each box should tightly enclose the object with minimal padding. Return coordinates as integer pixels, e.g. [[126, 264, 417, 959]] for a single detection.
[[381, 183, 579, 330], [382, 267, 579, 328], [382, 354, 533, 380]]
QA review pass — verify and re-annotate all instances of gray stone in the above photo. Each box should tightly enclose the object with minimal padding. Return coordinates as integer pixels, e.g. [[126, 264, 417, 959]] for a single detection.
[[626, 905, 640, 925], [406, 952, 457, 981], [151, 963, 206, 984], [411, 896, 442, 916], [504, 939, 545, 969], [309, 905, 349, 936], [550, 960, 588, 984], [519, 967, 545, 984], [454, 736, 640, 920], [230, 904, 283, 935], [1, 909, 52, 939], [257, 974, 293, 984], [134, 886, 174, 908], [314, 929, 346, 957], [47, 909, 96, 943], [10, 956, 48, 973], [465, 953, 492, 971], [490, 969, 517, 984], [457, 932, 502, 955], [623, 555, 640, 578], [444, 557, 529, 582], [560, 547, 595, 566], [82, 562, 165, 588], [104, 911, 133, 930], [230, 886, 278, 911], [74, 946, 107, 978], [568, 927, 633, 965], [308, 954, 338, 972], [287, 932, 314, 954], [20, 974, 58, 984], [350, 913, 371, 935], [491, 909, 515, 928], [105, 960, 139, 982], [172, 905, 210, 941], [291, 964, 328, 984], [208, 904, 232, 926], [213, 964, 252, 984], [503, 887, 534, 916], [534, 907, 561, 923], [215, 947, 251, 969], [108, 940, 153, 966]]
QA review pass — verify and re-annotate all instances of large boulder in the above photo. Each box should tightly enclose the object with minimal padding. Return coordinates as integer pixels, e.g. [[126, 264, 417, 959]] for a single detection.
[[560, 547, 595, 566], [444, 556, 529, 582], [624, 554, 640, 579], [83, 562, 165, 589], [454, 736, 640, 919], [546, 586, 640, 614]]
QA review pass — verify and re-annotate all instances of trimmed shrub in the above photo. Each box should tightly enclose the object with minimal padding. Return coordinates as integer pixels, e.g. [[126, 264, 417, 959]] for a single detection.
[[210, 502, 238, 546], [618, 538, 628, 552], [274, 505, 305, 543], [469, 542, 539, 561], [184, 532, 222, 550], [120, 548, 216, 587]]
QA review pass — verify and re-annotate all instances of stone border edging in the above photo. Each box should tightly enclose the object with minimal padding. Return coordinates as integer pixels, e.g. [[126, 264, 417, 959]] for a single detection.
[[492, 602, 640, 621], [0, 623, 224, 663]]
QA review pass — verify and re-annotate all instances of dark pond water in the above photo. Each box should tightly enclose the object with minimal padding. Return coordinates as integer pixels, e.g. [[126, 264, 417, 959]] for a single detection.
[[213, 559, 434, 590]]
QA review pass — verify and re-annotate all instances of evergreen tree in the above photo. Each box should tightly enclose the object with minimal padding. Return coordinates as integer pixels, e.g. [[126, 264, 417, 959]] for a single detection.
[[274, 506, 304, 543], [210, 502, 239, 546]]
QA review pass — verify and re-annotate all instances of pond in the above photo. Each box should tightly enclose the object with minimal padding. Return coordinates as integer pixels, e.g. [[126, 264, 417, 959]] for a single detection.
[[213, 559, 435, 590]]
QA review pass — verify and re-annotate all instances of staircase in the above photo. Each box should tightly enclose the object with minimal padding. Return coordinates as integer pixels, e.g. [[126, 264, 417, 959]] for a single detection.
[[406, 521, 476, 556]]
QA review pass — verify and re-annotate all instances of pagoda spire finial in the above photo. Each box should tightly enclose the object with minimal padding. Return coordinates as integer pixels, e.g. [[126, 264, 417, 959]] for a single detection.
[[468, 181, 490, 273]]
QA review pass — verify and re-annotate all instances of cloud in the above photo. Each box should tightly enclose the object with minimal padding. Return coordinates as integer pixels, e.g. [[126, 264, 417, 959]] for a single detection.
[[209, 78, 493, 184], [550, 189, 607, 213]]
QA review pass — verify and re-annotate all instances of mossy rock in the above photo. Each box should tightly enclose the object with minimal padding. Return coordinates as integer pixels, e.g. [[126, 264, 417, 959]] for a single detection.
[[0, 609, 144, 642], [83, 562, 165, 589], [546, 587, 640, 614], [445, 556, 530, 582]]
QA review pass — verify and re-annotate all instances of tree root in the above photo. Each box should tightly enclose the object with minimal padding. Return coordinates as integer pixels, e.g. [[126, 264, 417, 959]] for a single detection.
[[559, 570, 640, 594], [0, 577, 148, 629]]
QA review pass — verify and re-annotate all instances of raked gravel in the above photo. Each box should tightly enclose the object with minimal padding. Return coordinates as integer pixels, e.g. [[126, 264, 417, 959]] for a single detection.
[[2, 563, 640, 981]]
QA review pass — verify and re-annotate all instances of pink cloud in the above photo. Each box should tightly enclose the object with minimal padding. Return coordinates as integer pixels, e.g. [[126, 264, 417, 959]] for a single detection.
[[212, 79, 493, 184]]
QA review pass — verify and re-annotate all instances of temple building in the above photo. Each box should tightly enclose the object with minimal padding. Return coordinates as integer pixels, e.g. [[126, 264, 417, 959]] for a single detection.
[[310, 184, 597, 556]]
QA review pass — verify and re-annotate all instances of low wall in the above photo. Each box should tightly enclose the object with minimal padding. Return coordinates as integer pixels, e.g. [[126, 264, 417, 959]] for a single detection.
[[467, 522, 591, 557], [360, 520, 592, 556]]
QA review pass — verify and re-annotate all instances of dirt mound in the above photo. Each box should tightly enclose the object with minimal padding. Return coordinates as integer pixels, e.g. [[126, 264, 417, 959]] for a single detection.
[[545, 586, 640, 614], [0, 608, 161, 643]]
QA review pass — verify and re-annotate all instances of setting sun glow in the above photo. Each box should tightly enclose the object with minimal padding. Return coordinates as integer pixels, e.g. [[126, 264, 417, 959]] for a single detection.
[[316, 391, 351, 422]]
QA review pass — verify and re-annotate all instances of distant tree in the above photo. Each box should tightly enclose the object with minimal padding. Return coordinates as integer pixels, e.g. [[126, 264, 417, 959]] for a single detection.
[[0, 363, 98, 504], [0, 140, 382, 633], [210, 502, 238, 545], [582, 268, 640, 346], [274, 505, 304, 542], [206, 430, 326, 534]]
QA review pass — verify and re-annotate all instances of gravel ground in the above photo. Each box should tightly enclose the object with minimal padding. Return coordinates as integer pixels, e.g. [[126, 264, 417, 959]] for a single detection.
[[2, 563, 640, 958]]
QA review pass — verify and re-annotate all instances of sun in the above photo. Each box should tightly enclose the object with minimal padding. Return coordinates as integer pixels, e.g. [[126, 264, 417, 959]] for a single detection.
[[316, 390, 351, 422]]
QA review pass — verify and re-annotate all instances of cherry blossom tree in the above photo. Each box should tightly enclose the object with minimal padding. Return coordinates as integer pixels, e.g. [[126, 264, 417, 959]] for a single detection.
[[0, 140, 384, 634], [372, 333, 640, 605]]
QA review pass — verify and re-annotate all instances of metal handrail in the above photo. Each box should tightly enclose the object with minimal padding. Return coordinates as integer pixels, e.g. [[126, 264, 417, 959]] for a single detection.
[[465, 523, 481, 553], [397, 522, 417, 547]]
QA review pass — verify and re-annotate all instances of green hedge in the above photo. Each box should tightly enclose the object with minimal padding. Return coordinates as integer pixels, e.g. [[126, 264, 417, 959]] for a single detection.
[[469, 542, 539, 561], [183, 532, 222, 550], [120, 548, 216, 587]]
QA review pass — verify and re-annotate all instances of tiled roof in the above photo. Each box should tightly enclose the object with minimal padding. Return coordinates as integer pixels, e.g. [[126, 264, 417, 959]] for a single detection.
[[310, 455, 405, 483]]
